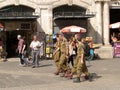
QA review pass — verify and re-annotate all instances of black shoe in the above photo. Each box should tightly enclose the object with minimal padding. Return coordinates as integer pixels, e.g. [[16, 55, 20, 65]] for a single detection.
[[84, 76, 89, 80], [73, 77, 80, 83], [88, 74, 93, 82], [85, 74, 93, 82]]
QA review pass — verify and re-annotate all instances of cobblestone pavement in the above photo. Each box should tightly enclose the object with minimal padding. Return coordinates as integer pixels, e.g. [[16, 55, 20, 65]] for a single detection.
[[0, 58, 120, 90]]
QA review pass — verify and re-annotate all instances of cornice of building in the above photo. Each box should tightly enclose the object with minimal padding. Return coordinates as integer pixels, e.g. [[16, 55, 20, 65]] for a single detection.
[[28, 0, 60, 5]]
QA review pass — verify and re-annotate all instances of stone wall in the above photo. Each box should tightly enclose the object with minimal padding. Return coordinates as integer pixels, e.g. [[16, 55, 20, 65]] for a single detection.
[[0, 0, 119, 45]]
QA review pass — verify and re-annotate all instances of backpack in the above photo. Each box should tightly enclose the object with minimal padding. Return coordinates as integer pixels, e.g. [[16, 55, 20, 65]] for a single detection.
[[83, 42, 90, 57]]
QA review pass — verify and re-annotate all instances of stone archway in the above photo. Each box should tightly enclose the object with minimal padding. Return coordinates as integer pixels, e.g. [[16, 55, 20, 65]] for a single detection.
[[0, 5, 38, 57], [52, 0, 90, 10], [51, 0, 92, 35], [52, 5, 94, 35], [0, 0, 36, 9]]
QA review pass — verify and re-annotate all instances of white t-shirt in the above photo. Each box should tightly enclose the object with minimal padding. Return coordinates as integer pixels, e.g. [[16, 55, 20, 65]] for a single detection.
[[30, 40, 41, 50], [69, 44, 76, 56]]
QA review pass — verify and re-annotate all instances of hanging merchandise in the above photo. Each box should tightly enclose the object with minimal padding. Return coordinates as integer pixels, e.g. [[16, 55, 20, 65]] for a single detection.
[[113, 42, 120, 58], [45, 34, 54, 59]]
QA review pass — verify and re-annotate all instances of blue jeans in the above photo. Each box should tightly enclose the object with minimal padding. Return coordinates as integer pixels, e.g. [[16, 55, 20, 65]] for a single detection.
[[32, 50, 40, 67], [19, 53, 25, 65], [89, 49, 94, 60], [22, 51, 28, 65]]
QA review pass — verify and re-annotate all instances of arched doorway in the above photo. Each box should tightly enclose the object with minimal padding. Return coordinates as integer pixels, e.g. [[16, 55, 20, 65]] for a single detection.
[[110, 8, 120, 43], [0, 5, 39, 57], [53, 5, 94, 37]]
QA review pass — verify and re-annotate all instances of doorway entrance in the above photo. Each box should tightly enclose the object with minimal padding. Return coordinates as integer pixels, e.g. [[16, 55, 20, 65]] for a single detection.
[[110, 9, 120, 43], [0, 5, 39, 57], [6, 30, 32, 57], [53, 5, 87, 33], [53, 5, 94, 39]]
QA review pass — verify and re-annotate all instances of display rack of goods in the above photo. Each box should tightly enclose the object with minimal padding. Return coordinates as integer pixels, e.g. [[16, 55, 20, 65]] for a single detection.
[[113, 42, 120, 58], [45, 34, 54, 59]]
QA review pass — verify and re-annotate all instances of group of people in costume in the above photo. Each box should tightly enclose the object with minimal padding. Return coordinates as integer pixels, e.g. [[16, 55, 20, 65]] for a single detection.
[[53, 33, 92, 83]]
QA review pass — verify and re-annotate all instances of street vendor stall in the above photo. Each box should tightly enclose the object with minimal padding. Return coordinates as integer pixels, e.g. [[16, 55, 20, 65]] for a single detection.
[[113, 41, 120, 58], [60, 25, 86, 33], [45, 34, 54, 59], [109, 22, 120, 58], [0, 23, 7, 61], [60, 25, 87, 40]]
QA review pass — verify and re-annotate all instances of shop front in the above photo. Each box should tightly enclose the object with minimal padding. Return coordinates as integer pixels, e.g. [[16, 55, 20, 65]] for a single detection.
[[109, 1, 120, 58], [0, 5, 39, 57], [110, 0, 120, 43], [53, 5, 94, 36], [110, 9, 120, 43]]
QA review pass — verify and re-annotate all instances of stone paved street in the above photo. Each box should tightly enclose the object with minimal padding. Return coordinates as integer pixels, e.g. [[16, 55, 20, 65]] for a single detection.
[[0, 58, 120, 90]]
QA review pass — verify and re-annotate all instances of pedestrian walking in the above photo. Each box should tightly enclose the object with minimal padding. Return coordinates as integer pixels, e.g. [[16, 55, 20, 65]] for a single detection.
[[30, 35, 41, 68], [68, 37, 77, 67], [17, 35, 25, 66], [53, 34, 61, 75], [21, 36, 29, 66], [88, 41, 94, 61], [56, 34, 70, 77], [66, 37, 92, 83]]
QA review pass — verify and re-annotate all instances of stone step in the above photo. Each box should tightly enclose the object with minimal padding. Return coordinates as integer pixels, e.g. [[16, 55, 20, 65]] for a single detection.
[[94, 46, 113, 59]]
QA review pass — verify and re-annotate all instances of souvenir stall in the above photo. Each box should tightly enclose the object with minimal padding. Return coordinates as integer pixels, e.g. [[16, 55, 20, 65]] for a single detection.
[[109, 22, 120, 58], [45, 34, 54, 59]]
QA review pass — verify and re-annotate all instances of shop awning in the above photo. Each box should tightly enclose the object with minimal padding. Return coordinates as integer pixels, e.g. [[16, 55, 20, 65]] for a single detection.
[[0, 16, 39, 20], [60, 25, 86, 33], [0, 12, 39, 20], [109, 22, 120, 29]]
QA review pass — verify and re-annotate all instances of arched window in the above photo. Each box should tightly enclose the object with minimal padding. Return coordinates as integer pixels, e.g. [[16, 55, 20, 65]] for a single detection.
[[0, 5, 38, 19], [53, 5, 94, 34]]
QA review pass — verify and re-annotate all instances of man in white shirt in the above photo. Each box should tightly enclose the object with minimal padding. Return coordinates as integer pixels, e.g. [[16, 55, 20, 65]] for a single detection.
[[30, 35, 41, 68]]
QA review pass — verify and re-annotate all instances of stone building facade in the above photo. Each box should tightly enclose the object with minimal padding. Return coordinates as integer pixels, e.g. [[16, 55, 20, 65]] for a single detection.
[[0, 0, 119, 57]]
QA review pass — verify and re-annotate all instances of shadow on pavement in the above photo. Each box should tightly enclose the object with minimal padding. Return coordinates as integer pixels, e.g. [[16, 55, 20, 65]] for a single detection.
[[92, 73, 101, 78], [90, 73, 102, 82], [79, 73, 102, 82], [87, 65, 92, 68], [39, 64, 53, 68]]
